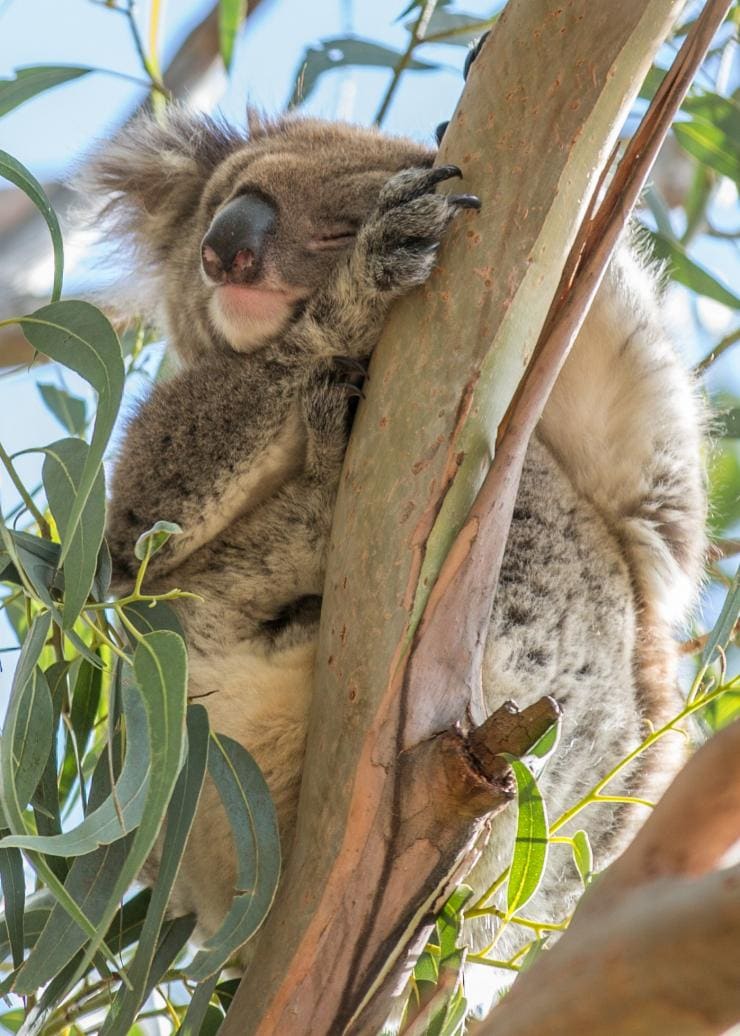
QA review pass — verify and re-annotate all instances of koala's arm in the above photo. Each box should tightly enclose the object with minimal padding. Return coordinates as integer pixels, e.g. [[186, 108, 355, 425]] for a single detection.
[[107, 353, 302, 584], [278, 166, 479, 365]]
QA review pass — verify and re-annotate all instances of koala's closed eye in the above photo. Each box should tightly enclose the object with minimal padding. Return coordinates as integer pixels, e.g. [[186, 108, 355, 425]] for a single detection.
[[306, 224, 359, 252]]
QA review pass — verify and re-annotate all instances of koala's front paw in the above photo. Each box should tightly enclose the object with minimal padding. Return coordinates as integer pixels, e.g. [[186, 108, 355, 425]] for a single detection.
[[358, 165, 480, 294]]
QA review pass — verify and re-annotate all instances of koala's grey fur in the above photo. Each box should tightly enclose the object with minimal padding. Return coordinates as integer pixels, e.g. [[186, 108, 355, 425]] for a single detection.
[[87, 107, 706, 968]]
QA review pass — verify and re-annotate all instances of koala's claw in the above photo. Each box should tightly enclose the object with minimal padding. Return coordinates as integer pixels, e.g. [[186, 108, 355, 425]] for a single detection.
[[333, 355, 369, 378], [336, 382, 366, 400], [360, 164, 480, 294], [449, 193, 481, 211], [429, 163, 463, 184]]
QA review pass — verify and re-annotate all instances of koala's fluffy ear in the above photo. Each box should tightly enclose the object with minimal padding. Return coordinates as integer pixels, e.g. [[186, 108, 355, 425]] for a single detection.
[[83, 106, 245, 259]]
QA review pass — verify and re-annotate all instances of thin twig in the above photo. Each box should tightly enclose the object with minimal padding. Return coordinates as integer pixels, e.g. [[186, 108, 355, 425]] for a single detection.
[[694, 325, 740, 374], [374, 0, 440, 125]]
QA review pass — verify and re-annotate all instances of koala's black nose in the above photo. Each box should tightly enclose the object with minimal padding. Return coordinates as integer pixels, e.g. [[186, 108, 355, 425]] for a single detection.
[[201, 191, 277, 284]]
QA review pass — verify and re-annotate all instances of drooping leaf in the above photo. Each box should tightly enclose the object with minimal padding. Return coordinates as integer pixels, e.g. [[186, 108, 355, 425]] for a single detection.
[[0, 846, 26, 968], [0, 891, 55, 963], [101, 706, 209, 1036], [37, 383, 87, 436], [0, 150, 64, 301], [0, 613, 116, 973], [674, 119, 740, 185], [646, 229, 740, 310], [185, 731, 281, 981], [42, 437, 106, 627], [700, 569, 740, 671], [122, 598, 186, 641], [0, 65, 91, 119], [411, 10, 495, 46], [218, 0, 247, 71], [289, 37, 438, 107], [20, 301, 125, 566], [502, 756, 549, 916], [176, 973, 220, 1035]]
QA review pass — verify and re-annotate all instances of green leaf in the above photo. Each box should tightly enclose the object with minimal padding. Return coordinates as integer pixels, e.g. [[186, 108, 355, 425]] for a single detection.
[[411, 10, 495, 46], [219, 0, 247, 71], [101, 706, 209, 1036], [0, 65, 91, 119], [176, 973, 221, 1036], [0, 613, 118, 973], [20, 301, 125, 565], [122, 598, 185, 641], [42, 437, 106, 627], [674, 119, 740, 185], [134, 520, 183, 561], [700, 569, 740, 670], [645, 229, 740, 310], [185, 731, 281, 981], [571, 829, 593, 887], [503, 757, 549, 915], [0, 150, 64, 302], [521, 717, 561, 779], [707, 443, 740, 536], [0, 891, 55, 963], [289, 37, 438, 107], [37, 383, 87, 436], [0, 846, 25, 968]]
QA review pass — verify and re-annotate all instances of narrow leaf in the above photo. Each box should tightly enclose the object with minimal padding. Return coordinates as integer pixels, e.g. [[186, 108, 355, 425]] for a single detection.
[[219, 0, 247, 71], [185, 732, 281, 981], [674, 119, 740, 184], [503, 757, 549, 915], [646, 229, 740, 309], [571, 829, 593, 886], [20, 301, 124, 565], [289, 37, 437, 107], [0, 66, 91, 118], [42, 437, 106, 626], [101, 706, 209, 1036], [0, 846, 25, 968], [37, 383, 87, 436], [0, 150, 64, 301]]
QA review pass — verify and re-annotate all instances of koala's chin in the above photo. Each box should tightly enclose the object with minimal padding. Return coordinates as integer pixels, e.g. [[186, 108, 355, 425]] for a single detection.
[[208, 282, 309, 353]]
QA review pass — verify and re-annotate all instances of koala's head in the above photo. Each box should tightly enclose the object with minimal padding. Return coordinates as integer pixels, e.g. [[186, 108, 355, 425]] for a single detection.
[[86, 107, 434, 363]]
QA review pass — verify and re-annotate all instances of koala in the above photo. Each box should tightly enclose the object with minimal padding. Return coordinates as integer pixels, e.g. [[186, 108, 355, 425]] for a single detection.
[[87, 106, 705, 967]]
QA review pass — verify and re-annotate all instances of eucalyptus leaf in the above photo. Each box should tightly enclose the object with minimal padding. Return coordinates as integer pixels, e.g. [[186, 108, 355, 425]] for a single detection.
[[134, 520, 182, 561], [185, 731, 281, 981], [646, 229, 740, 310], [502, 756, 549, 915], [289, 37, 437, 107], [674, 119, 740, 185], [0, 613, 117, 973], [218, 0, 247, 71], [700, 569, 739, 670], [20, 301, 124, 566], [101, 706, 209, 1036], [42, 437, 106, 627], [0, 150, 64, 301], [0, 65, 91, 118], [176, 972, 220, 1035], [0, 846, 26, 968], [571, 829, 593, 887], [37, 383, 87, 436]]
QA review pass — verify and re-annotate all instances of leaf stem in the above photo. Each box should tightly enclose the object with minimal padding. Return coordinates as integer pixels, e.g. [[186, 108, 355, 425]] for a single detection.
[[0, 439, 51, 537]]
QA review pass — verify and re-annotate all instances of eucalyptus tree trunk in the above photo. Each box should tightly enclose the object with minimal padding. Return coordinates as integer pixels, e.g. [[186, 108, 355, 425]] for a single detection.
[[222, 1, 693, 1032]]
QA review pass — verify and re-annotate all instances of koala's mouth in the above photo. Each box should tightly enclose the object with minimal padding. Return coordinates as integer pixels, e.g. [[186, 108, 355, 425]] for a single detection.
[[209, 283, 309, 352]]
